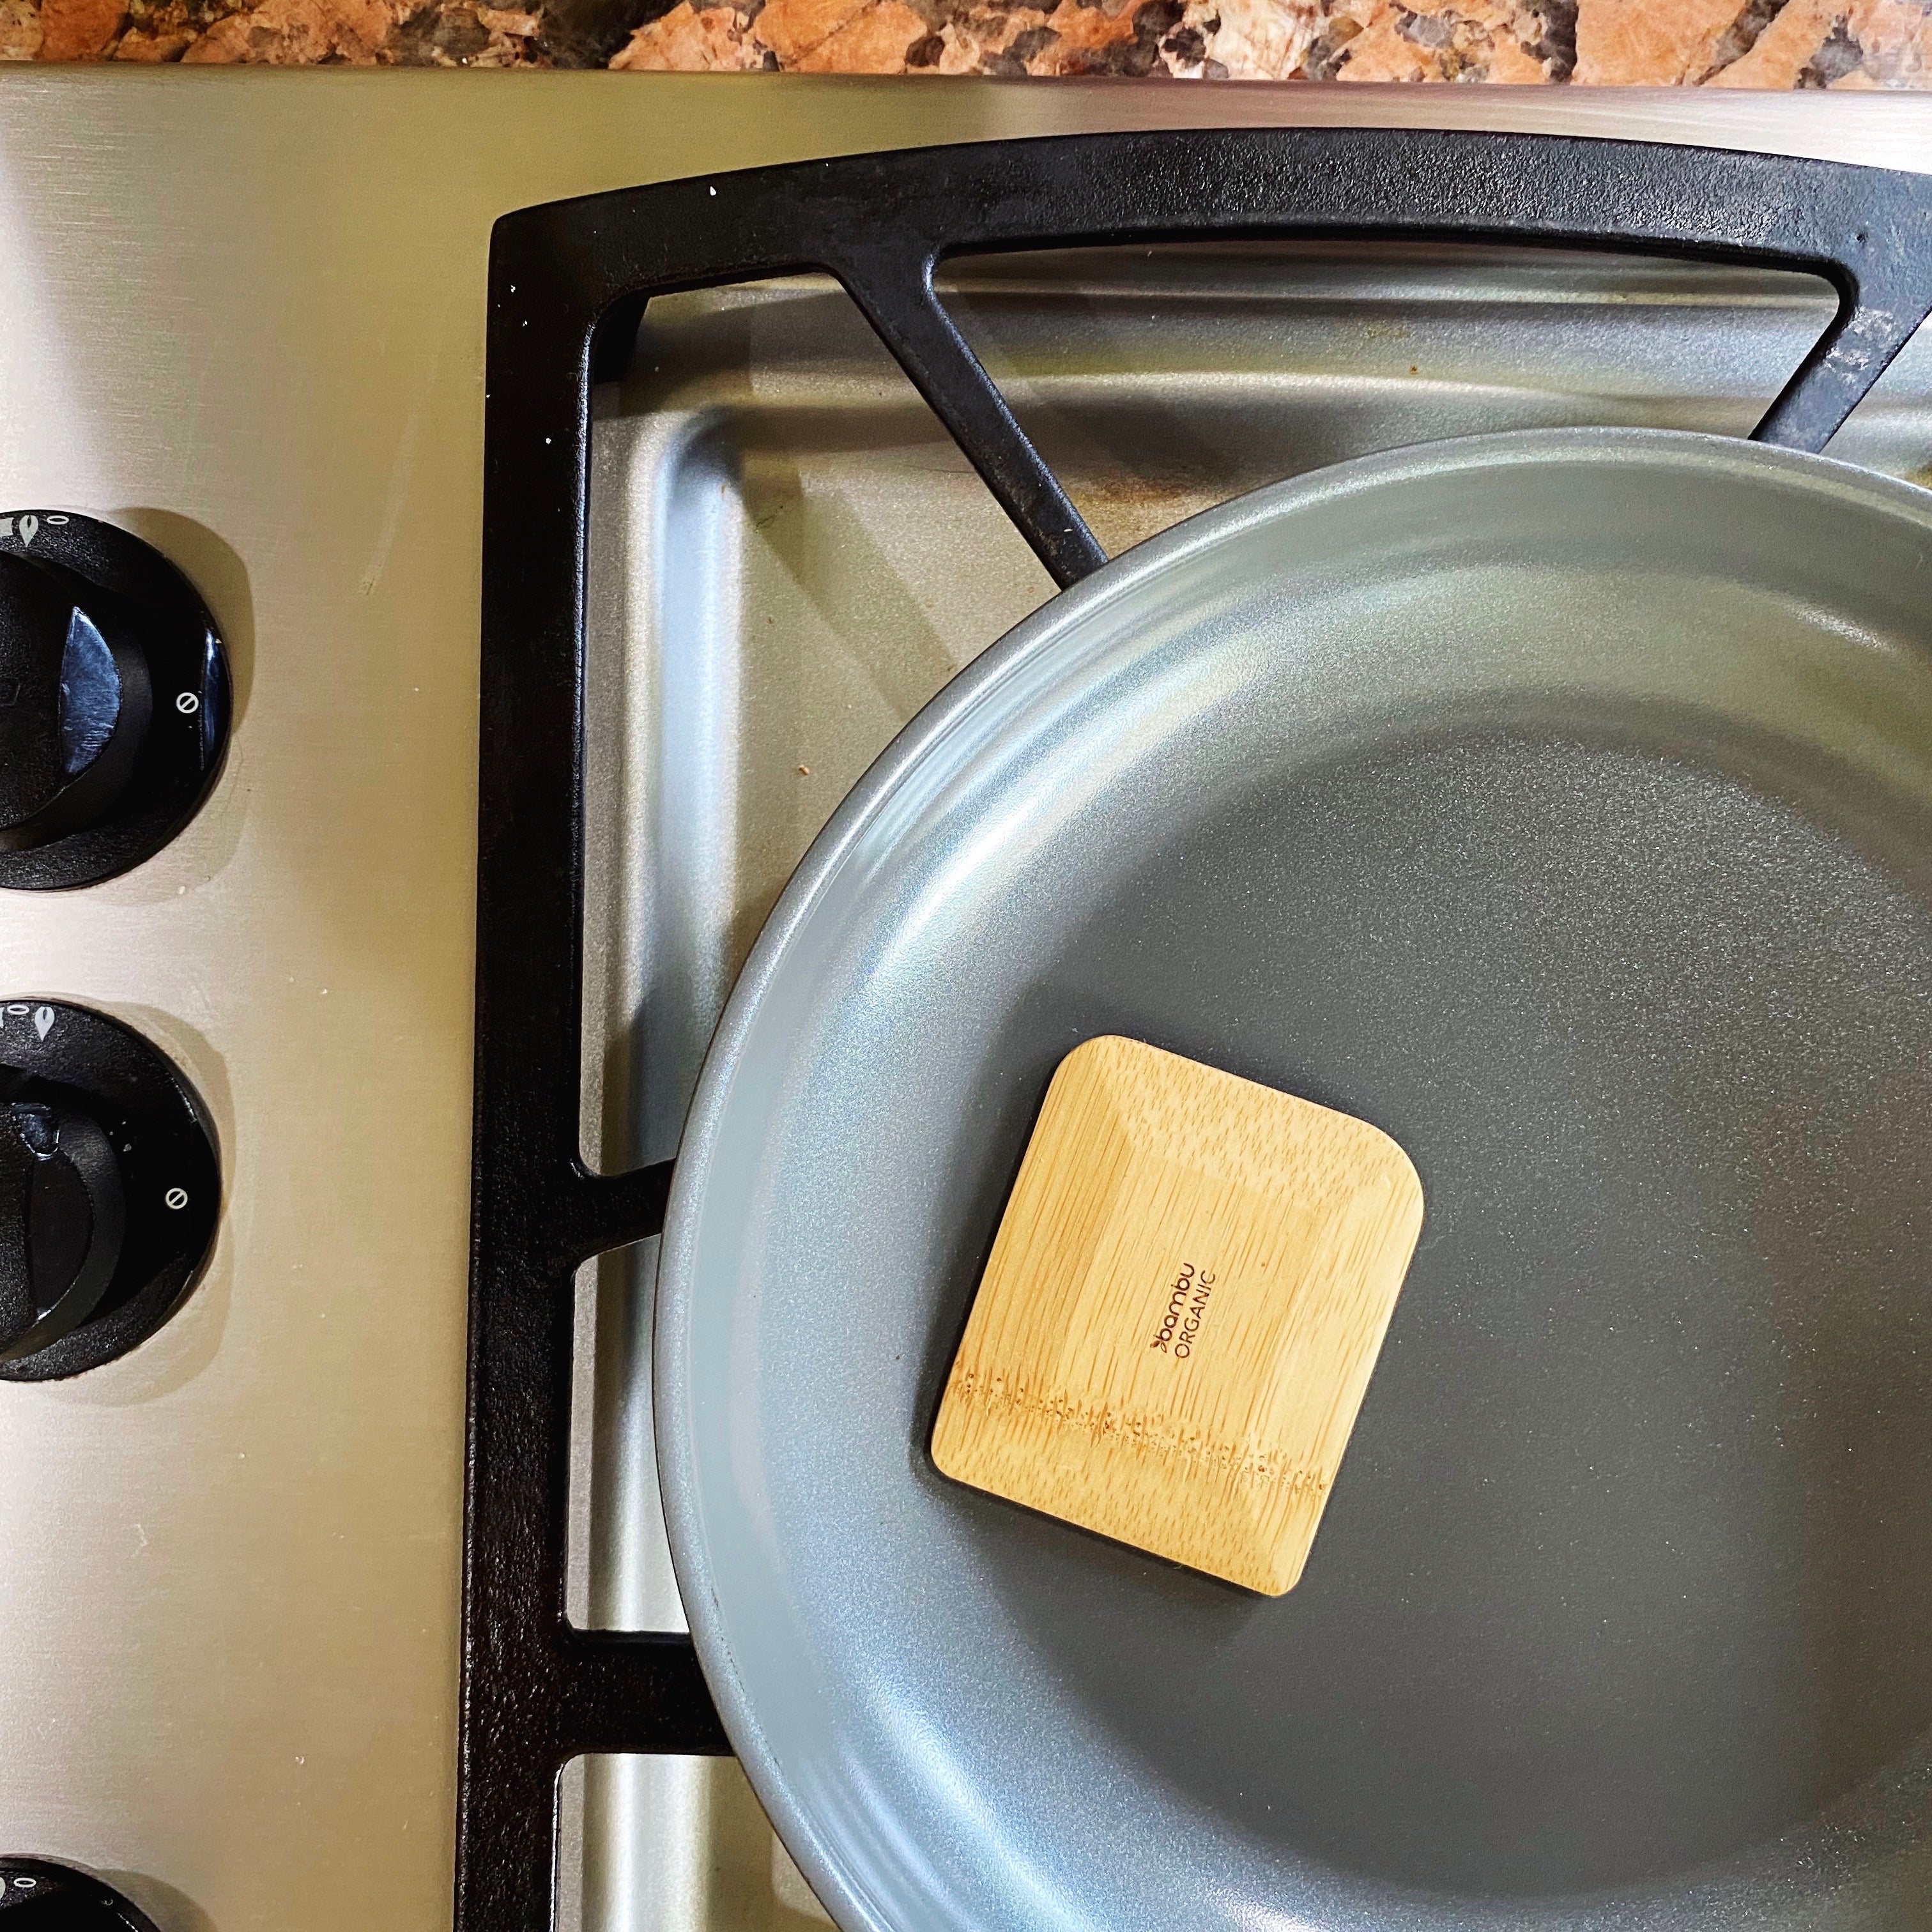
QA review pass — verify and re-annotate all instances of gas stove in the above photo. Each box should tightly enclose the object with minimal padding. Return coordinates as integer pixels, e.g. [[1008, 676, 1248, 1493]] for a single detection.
[[3, 68, 1932, 1932]]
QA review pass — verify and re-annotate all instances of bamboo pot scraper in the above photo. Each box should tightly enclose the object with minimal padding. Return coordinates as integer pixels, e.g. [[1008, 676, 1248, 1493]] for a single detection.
[[931, 1036, 1425, 1595]]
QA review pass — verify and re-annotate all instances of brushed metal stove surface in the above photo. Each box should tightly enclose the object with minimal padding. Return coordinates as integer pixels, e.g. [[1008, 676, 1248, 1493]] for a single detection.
[[4, 66, 1932, 1932]]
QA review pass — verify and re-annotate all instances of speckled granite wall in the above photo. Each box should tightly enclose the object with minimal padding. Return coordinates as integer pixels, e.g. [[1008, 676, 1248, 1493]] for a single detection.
[[3, 0, 1929, 83]]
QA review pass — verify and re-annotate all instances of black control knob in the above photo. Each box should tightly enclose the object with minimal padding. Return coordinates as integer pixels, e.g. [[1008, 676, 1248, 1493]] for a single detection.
[[0, 1097, 126, 1368], [0, 1002, 218, 1381], [0, 555, 151, 855], [0, 1860, 158, 1929], [0, 512, 229, 891]]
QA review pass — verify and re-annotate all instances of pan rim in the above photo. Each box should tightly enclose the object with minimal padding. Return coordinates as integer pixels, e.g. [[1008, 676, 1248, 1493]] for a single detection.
[[653, 423, 1932, 1932]]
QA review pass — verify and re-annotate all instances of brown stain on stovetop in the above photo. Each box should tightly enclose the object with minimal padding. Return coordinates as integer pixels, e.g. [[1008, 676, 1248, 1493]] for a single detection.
[[2, 0, 1928, 85]]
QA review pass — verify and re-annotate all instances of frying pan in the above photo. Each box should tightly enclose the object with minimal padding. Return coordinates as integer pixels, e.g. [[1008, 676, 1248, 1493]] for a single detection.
[[625, 140, 1932, 1931], [658, 427, 1932, 1930]]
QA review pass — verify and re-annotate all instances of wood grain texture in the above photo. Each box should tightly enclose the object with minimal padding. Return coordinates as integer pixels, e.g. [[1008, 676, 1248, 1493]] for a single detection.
[[931, 1035, 1423, 1595]]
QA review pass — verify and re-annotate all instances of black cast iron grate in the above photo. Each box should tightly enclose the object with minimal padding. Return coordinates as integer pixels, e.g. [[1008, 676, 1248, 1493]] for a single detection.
[[463, 125, 1932, 1931]]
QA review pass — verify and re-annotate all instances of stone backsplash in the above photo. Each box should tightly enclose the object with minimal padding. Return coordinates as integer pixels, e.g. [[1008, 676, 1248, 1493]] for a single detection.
[[3, 0, 1927, 88]]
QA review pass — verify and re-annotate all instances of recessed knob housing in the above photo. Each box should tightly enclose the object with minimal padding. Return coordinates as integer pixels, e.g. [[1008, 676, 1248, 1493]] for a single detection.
[[0, 512, 229, 891], [0, 1002, 218, 1381]]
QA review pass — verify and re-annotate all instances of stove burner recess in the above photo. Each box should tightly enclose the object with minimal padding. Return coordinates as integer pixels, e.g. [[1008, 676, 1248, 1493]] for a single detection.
[[464, 125, 1932, 1932]]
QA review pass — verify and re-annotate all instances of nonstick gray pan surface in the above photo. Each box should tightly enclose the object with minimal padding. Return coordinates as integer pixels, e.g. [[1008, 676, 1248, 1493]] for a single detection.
[[656, 429, 1932, 1932]]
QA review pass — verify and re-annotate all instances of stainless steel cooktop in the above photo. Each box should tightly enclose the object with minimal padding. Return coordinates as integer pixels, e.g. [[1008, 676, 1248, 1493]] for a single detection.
[[4, 66, 1932, 1932]]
